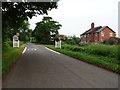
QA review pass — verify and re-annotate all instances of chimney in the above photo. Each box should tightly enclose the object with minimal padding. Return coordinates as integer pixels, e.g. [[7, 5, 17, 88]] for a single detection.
[[91, 22, 95, 29]]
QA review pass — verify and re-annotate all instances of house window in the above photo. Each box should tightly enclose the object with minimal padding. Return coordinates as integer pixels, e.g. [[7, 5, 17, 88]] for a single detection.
[[101, 39, 103, 42], [84, 35, 86, 37], [110, 32, 113, 37], [101, 32, 104, 36]]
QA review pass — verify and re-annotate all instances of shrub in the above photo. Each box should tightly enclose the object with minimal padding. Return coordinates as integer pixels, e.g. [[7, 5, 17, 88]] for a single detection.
[[61, 43, 118, 59], [103, 37, 120, 45], [3, 38, 12, 50]]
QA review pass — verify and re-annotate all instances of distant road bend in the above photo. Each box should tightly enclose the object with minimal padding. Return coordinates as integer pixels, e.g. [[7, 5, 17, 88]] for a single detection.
[[3, 43, 118, 88]]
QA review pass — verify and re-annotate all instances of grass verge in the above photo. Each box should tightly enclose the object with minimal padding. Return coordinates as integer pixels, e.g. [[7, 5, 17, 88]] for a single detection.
[[45, 45, 119, 74], [2, 43, 25, 76]]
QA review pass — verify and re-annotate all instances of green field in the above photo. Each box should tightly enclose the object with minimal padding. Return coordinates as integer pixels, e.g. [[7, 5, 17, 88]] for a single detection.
[[46, 43, 119, 74], [2, 42, 25, 76]]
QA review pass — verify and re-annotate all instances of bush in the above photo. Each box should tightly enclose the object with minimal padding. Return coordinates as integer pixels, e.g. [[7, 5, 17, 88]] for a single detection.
[[3, 38, 12, 49], [103, 37, 120, 45], [109, 39, 115, 45], [61, 43, 118, 59]]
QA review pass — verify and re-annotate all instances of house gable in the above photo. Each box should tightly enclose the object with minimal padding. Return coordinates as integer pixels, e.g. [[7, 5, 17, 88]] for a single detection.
[[96, 26, 116, 33], [98, 26, 116, 42]]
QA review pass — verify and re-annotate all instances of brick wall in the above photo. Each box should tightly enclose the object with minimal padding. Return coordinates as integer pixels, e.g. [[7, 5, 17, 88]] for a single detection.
[[98, 27, 116, 42]]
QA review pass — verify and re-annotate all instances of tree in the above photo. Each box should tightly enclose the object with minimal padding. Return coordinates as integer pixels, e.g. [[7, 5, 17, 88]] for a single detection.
[[18, 21, 33, 42], [32, 16, 62, 44], [63, 35, 80, 45], [2, 2, 58, 42]]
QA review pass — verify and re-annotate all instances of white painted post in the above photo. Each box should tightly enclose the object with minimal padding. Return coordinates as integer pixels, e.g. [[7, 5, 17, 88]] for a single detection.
[[55, 40, 61, 49], [59, 40, 61, 49], [13, 35, 19, 47], [18, 40, 19, 47], [55, 41, 57, 48]]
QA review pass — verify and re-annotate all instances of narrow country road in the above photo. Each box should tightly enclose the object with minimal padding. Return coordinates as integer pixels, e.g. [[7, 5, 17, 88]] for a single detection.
[[3, 43, 118, 88]]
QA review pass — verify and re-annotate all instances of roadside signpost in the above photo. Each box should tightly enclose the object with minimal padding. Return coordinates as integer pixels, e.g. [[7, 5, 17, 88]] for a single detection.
[[55, 35, 64, 49], [13, 33, 19, 47], [55, 40, 61, 49]]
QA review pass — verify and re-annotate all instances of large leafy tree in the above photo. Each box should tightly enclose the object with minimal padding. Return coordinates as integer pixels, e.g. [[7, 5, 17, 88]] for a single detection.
[[2, 2, 58, 42], [32, 16, 62, 44], [18, 20, 32, 42]]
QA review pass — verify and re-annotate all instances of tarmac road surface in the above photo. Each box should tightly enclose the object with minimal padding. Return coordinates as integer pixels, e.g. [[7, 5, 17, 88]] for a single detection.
[[2, 43, 118, 88]]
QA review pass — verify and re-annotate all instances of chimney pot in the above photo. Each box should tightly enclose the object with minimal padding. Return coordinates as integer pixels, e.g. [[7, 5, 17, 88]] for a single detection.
[[91, 22, 95, 29]]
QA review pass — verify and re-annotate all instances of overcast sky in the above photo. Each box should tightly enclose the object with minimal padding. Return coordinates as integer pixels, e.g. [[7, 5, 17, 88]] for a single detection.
[[29, 0, 119, 37]]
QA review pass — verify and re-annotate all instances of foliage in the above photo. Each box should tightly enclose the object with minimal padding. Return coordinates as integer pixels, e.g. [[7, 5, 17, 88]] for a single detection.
[[32, 16, 62, 44], [63, 35, 80, 45], [2, 2, 58, 42], [3, 20, 32, 48], [103, 37, 120, 45], [19, 21, 33, 42], [3, 38, 12, 49], [2, 43, 25, 76], [61, 43, 118, 59]]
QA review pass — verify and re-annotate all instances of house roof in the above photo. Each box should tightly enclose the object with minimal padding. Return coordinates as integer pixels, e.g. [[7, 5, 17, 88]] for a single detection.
[[80, 26, 115, 36]]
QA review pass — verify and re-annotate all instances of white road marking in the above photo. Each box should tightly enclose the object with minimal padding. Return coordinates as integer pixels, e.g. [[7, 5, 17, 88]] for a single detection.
[[22, 47, 27, 54], [27, 48, 37, 51], [45, 47, 60, 54]]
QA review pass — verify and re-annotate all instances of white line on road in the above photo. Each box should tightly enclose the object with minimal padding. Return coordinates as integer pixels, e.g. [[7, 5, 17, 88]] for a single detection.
[[22, 47, 27, 54], [45, 47, 61, 54]]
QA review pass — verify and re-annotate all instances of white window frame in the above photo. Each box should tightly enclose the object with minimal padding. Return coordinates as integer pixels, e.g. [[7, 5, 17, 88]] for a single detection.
[[110, 32, 113, 37]]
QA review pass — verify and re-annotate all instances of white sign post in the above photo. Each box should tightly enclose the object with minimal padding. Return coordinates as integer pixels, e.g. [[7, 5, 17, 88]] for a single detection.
[[13, 35, 19, 47], [55, 40, 61, 49]]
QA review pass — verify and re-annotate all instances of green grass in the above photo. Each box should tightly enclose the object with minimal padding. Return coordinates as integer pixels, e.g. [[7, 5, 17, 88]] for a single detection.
[[62, 43, 118, 59], [46, 44, 119, 74], [2, 43, 25, 76]]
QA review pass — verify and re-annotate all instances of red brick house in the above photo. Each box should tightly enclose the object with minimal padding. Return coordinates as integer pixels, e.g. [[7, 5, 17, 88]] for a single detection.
[[80, 23, 116, 43]]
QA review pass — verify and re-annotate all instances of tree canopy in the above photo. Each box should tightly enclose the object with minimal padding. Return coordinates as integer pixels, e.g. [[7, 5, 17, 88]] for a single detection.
[[2, 2, 58, 42], [32, 16, 62, 44]]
